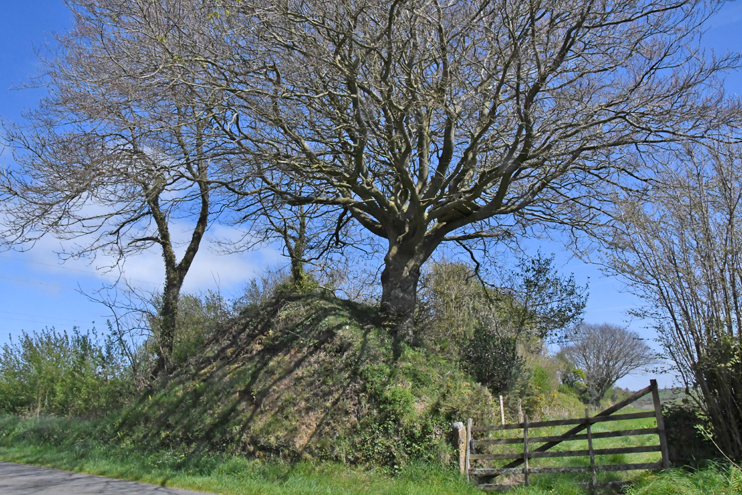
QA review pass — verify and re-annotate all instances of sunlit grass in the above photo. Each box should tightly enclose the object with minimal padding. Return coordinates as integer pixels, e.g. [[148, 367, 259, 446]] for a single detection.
[[1, 415, 740, 494], [0, 415, 480, 495]]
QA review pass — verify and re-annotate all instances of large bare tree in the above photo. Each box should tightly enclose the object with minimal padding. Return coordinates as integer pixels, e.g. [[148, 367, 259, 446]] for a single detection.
[[196, 0, 738, 332], [603, 142, 742, 459], [0, 0, 235, 373], [561, 323, 655, 406]]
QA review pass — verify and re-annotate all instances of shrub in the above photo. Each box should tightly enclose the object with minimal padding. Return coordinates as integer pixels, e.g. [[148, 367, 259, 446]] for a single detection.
[[663, 401, 718, 467], [461, 325, 523, 396], [0, 327, 132, 416]]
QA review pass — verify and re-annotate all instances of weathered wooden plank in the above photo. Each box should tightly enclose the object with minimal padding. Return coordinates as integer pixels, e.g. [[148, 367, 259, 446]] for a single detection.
[[454, 422, 466, 475], [477, 480, 633, 492], [538, 445, 661, 458], [473, 437, 528, 446], [479, 484, 515, 491], [591, 412, 656, 423], [472, 468, 520, 476], [523, 415, 530, 487], [578, 481, 633, 488], [587, 409, 597, 494], [471, 417, 585, 431], [473, 428, 659, 446], [465, 418, 472, 481], [593, 462, 662, 472], [474, 462, 661, 477], [472, 411, 655, 432], [470, 444, 661, 461], [469, 452, 527, 461]]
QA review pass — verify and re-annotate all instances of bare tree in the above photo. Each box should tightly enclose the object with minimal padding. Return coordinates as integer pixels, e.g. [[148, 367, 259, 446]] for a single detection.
[[603, 142, 742, 459], [195, 0, 737, 333], [561, 323, 656, 406], [0, 0, 237, 374], [223, 188, 357, 287]]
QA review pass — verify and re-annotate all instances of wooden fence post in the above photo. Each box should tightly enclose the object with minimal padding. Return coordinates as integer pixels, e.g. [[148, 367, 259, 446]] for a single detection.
[[650, 379, 671, 469], [466, 418, 472, 481], [453, 422, 466, 475], [523, 415, 530, 487], [586, 408, 597, 495], [500, 395, 505, 425]]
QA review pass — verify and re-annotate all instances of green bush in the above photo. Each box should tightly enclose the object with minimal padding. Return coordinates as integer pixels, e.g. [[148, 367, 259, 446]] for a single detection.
[[663, 401, 718, 467], [146, 291, 233, 367], [461, 325, 523, 396], [0, 327, 132, 416]]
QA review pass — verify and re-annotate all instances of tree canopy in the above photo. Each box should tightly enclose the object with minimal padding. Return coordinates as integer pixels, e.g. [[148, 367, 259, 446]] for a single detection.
[[198, 0, 738, 328]]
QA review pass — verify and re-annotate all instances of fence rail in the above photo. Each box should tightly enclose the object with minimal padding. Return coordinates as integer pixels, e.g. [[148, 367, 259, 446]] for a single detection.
[[461, 379, 670, 493]]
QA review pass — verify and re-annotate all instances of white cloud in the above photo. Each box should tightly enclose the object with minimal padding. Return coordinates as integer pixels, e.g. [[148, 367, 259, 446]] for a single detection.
[[12, 221, 286, 297]]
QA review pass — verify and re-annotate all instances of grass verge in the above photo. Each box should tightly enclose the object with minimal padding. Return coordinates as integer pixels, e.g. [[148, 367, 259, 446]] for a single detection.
[[2, 415, 741, 494], [0, 415, 480, 495]]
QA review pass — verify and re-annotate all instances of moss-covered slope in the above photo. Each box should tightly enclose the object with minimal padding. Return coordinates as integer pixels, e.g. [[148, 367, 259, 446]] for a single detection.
[[116, 292, 495, 466]]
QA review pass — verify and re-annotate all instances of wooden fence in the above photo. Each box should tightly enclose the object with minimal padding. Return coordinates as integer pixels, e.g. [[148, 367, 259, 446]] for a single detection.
[[460, 379, 670, 492]]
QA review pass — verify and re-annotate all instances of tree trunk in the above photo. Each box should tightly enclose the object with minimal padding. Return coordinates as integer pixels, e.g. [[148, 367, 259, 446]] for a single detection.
[[379, 245, 426, 340], [149, 158, 209, 375], [289, 210, 307, 284], [290, 242, 306, 284], [156, 272, 183, 374]]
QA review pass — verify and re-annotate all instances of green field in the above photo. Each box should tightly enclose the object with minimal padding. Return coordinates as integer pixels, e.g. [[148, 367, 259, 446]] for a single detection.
[[631, 389, 688, 410]]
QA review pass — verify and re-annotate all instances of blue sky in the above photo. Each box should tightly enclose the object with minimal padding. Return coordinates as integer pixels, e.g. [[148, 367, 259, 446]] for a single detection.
[[1, 0, 741, 390]]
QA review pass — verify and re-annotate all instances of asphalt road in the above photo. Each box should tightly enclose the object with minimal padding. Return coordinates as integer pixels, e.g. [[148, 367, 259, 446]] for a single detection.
[[0, 462, 214, 494]]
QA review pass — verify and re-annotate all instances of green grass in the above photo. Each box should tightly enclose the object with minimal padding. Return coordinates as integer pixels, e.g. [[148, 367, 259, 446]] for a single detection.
[[504, 463, 742, 495], [626, 463, 742, 495], [1, 414, 741, 494], [0, 415, 481, 495]]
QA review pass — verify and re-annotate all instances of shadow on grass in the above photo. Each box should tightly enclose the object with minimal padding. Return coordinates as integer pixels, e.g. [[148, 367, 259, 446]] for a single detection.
[[0, 292, 497, 493], [112, 292, 386, 477]]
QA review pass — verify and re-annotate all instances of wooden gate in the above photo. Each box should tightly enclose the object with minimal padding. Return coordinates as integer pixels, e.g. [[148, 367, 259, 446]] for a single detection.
[[464, 379, 670, 492]]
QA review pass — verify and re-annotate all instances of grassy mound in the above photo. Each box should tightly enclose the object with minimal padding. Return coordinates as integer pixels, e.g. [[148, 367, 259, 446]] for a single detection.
[[114, 292, 495, 467]]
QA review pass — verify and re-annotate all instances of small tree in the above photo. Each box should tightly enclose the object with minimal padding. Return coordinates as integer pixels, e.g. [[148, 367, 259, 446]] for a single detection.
[[419, 253, 586, 356], [0, 1, 231, 373], [461, 327, 524, 396], [603, 142, 742, 460], [561, 323, 656, 406]]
